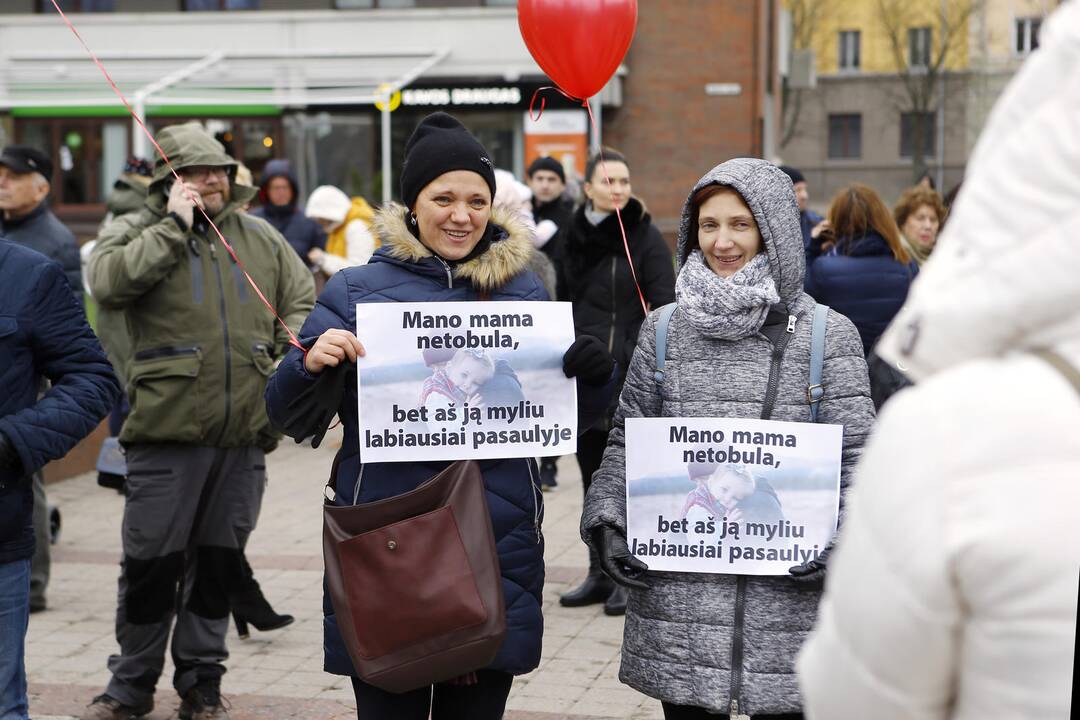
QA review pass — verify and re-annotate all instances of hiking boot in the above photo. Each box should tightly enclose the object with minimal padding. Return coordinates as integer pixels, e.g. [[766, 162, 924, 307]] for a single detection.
[[179, 682, 229, 720], [539, 458, 558, 490], [80, 693, 153, 720]]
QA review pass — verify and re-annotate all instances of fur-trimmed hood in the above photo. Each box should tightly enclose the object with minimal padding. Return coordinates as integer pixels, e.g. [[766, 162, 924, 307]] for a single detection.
[[373, 202, 535, 291]]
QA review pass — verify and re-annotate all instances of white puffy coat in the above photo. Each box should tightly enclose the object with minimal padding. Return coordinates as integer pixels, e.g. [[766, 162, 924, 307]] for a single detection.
[[798, 4, 1080, 719]]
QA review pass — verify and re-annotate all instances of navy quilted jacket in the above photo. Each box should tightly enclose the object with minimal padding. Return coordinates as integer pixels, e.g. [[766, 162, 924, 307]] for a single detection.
[[805, 232, 918, 355], [266, 205, 570, 678], [0, 241, 120, 563]]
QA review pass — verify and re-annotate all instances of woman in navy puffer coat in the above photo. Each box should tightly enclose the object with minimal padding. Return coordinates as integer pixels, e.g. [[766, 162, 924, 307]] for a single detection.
[[265, 113, 612, 720], [805, 183, 918, 355]]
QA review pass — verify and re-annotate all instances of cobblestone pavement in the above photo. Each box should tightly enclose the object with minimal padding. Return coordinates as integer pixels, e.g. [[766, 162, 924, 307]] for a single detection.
[[27, 433, 664, 719]]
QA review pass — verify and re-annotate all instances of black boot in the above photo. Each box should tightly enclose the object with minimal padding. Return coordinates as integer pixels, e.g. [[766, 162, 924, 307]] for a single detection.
[[230, 557, 294, 638], [603, 584, 628, 616], [559, 547, 613, 607]]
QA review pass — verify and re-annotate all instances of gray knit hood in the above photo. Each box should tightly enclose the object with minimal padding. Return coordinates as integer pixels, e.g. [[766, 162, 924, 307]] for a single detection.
[[676, 158, 805, 303]]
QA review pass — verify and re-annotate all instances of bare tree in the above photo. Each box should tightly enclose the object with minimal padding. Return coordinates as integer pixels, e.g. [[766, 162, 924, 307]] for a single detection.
[[780, 0, 836, 150], [875, 0, 983, 182]]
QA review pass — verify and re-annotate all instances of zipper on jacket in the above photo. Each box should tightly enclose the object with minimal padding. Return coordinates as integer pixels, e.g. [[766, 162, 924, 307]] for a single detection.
[[207, 239, 232, 444], [133, 345, 200, 362], [729, 313, 797, 714], [352, 463, 365, 506], [524, 458, 543, 543], [607, 257, 617, 352], [760, 315, 797, 421], [729, 576, 748, 718], [436, 257, 454, 289]]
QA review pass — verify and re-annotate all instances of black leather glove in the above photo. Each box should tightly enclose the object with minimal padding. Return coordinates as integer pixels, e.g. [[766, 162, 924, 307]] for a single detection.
[[788, 539, 834, 588], [594, 525, 650, 590], [562, 335, 615, 386], [279, 361, 350, 449], [0, 431, 24, 477]]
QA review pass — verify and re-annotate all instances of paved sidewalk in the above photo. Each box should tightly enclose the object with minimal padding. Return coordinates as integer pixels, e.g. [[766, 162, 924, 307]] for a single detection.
[[27, 433, 663, 719]]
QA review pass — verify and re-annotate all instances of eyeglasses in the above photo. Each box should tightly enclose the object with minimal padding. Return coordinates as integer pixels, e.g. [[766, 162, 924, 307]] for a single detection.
[[181, 166, 230, 182]]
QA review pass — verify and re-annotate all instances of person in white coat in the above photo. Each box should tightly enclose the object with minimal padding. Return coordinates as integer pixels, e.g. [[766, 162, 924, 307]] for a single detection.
[[304, 185, 377, 275], [797, 4, 1080, 719]]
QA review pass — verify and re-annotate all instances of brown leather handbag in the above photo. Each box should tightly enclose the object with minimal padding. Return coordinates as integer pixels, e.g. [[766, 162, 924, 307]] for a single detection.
[[323, 459, 507, 693]]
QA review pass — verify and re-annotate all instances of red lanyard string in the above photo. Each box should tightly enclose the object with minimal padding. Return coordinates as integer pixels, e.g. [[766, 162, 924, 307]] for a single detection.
[[49, 0, 304, 353], [529, 87, 649, 316]]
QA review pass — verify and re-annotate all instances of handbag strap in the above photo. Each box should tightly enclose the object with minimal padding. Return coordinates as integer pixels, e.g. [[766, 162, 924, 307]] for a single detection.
[[807, 303, 829, 422], [653, 302, 678, 384], [1033, 348, 1080, 396]]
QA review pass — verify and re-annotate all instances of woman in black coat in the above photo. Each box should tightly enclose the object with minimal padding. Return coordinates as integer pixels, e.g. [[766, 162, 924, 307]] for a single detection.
[[559, 148, 676, 615]]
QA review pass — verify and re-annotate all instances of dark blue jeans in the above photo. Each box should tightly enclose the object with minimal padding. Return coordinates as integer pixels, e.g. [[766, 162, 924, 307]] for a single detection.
[[0, 559, 30, 720]]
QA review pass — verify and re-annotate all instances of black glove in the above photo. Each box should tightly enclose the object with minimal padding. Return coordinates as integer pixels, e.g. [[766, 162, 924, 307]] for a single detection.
[[0, 431, 24, 477], [788, 539, 834, 588], [594, 525, 650, 590], [562, 335, 615, 386], [279, 361, 350, 449]]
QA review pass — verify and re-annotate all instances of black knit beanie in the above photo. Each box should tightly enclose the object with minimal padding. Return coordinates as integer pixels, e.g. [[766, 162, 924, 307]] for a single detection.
[[527, 155, 565, 183], [400, 112, 497, 211], [778, 165, 806, 185]]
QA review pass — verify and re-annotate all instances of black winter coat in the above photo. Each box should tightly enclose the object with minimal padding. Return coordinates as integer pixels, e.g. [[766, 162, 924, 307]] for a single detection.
[[563, 198, 675, 415], [0, 201, 82, 303], [532, 194, 575, 299]]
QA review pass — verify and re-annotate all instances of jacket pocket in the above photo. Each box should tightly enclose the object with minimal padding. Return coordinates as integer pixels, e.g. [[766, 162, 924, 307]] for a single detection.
[[124, 347, 205, 444], [244, 343, 279, 442]]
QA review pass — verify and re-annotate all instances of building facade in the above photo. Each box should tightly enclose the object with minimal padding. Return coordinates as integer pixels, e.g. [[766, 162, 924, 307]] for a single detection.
[[778, 0, 1061, 210], [0, 0, 779, 240]]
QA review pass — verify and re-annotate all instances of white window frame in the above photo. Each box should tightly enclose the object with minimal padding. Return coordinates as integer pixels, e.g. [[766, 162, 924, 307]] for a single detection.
[[1014, 17, 1042, 56], [838, 30, 861, 72], [908, 26, 932, 70]]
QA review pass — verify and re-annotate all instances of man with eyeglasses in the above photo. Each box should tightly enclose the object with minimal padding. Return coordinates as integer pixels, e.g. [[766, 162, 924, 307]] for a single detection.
[[83, 123, 314, 720]]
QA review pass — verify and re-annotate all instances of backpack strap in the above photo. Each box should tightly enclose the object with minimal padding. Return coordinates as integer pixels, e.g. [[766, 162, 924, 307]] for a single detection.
[[1033, 348, 1080, 396], [654, 303, 678, 385], [807, 303, 829, 422]]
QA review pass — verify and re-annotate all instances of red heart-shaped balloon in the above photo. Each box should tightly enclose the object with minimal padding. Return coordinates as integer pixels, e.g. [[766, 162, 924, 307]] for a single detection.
[[518, 0, 638, 100]]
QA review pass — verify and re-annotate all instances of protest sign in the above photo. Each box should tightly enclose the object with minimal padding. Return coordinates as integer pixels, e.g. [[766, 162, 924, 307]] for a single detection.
[[625, 417, 843, 575], [355, 301, 577, 463]]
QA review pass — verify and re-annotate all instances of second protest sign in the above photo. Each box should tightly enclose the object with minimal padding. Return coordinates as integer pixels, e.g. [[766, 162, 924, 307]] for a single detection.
[[355, 301, 578, 463]]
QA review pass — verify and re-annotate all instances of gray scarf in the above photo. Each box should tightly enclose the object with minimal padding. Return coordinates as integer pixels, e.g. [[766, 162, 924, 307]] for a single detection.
[[675, 250, 779, 340]]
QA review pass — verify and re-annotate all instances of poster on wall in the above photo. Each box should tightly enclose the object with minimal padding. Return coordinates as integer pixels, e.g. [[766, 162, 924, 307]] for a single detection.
[[523, 109, 588, 181]]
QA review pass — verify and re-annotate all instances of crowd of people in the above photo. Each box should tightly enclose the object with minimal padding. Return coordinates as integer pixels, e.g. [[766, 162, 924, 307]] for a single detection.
[[1, 5, 1078, 718]]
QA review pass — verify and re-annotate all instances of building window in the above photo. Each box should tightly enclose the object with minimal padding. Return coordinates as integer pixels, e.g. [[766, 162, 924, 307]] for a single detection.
[[828, 114, 862, 159], [909, 27, 932, 69], [900, 112, 936, 158], [37, 0, 115, 10], [184, 0, 259, 9], [1015, 17, 1042, 55], [838, 30, 861, 71]]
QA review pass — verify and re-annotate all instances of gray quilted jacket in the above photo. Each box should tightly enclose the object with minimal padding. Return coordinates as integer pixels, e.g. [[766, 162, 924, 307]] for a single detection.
[[581, 159, 875, 716]]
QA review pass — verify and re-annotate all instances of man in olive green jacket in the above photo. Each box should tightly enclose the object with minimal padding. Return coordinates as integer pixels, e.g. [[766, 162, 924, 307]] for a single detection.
[[83, 124, 314, 720]]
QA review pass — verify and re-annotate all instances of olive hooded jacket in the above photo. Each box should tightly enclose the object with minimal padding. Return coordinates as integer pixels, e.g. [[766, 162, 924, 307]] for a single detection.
[[90, 124, 314, 448]]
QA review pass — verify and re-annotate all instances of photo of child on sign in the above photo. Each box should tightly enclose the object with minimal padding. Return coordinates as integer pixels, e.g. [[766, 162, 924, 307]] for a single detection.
[[625, 417, 843, 575], [356, 300, 577, 463], [681, 461, 784, 529]]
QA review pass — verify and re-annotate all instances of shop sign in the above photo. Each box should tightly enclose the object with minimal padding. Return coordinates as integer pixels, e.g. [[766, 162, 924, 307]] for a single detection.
[[401, 87, 523, 107]]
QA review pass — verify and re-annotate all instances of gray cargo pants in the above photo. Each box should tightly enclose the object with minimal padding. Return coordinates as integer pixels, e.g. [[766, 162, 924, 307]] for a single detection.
[[105, 445, 266, 707]]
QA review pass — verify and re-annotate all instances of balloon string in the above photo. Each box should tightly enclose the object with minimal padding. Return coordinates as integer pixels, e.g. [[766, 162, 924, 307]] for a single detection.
[[581, 99, 649, 316], [48, 0, 305, 354], [528, 87, 649, 316]]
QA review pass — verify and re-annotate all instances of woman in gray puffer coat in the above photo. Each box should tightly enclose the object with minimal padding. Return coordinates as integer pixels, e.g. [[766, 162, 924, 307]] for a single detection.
[[581, 158, 875, 719]]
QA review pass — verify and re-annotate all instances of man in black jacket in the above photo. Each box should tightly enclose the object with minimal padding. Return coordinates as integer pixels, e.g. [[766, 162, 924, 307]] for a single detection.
[[0, 145, 84, 615]]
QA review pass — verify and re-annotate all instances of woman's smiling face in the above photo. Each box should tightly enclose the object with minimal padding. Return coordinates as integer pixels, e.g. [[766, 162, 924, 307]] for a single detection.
[[696, 188, 763, 278], [414, 170, 492, 261]]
